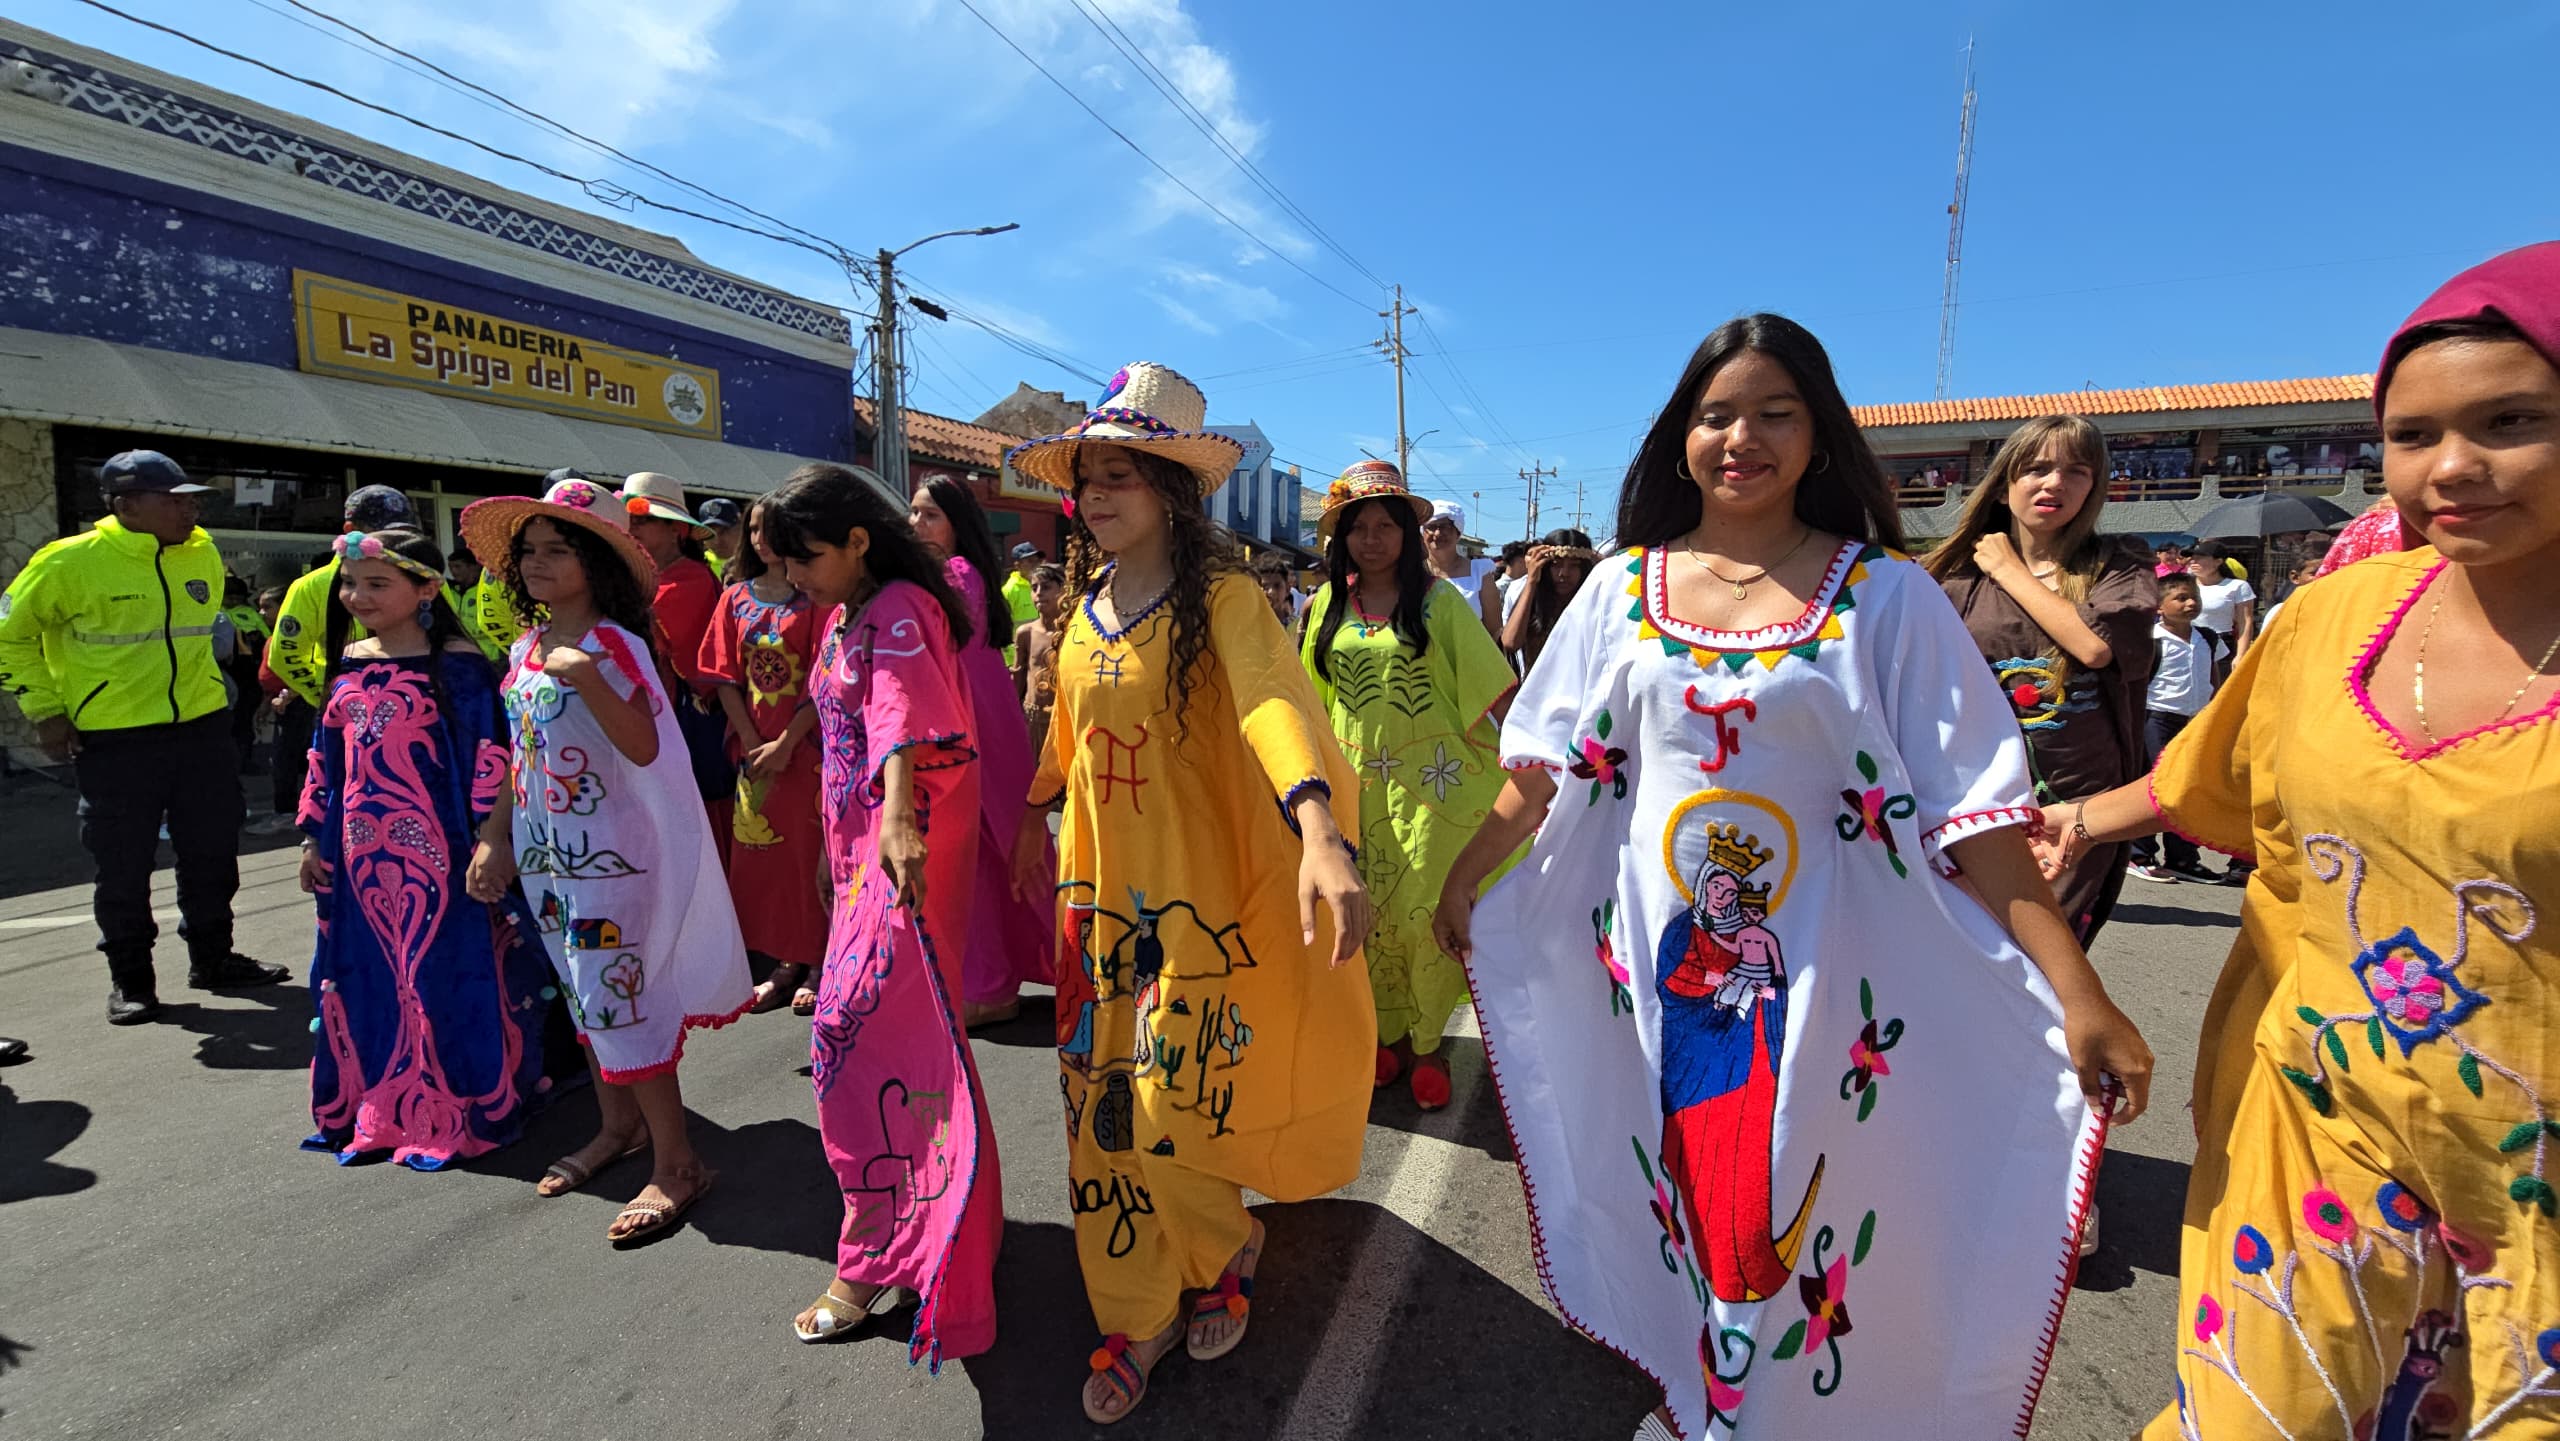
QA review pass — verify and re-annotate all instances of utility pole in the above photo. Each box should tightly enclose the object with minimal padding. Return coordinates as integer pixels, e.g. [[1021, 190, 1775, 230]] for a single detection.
[[870, 224, 1020, 497], [1518, 460, 1556, 538], [1380, 285, 1416, 476], [1573, 475, 1586, 533]]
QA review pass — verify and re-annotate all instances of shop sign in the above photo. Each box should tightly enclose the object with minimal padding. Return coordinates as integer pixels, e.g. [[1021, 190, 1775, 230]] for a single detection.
[[291, 270, 722, 436]]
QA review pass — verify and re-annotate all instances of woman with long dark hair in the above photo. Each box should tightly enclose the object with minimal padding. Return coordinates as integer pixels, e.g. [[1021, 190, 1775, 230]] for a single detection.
[[909, 474, 1056, 1029], [2038, 241, 2560, 1441], [697, 497, 829, 1016], [1499, 527, 1601, 674], [759, 463, 1003, 1362], [1924, 416, 2158, 949], [1302, 460, 1517, 1110], [1433, 314, 2150, 1439], [298, 525, 551, 1169], [1005, 363, 1371, 1424]]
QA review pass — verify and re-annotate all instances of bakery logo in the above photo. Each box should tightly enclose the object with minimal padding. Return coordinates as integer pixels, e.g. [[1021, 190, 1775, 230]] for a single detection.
[[185, 579, 211, 604], [662, 372, 709, 427]]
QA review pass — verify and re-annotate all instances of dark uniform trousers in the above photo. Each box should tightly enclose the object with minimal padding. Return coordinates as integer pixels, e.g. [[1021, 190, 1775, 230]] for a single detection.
[[73, 712, 243, 988]]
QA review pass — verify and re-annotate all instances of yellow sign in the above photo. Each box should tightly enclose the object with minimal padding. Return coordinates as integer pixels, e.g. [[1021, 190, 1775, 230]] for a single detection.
[[291, 270, 722, 437]]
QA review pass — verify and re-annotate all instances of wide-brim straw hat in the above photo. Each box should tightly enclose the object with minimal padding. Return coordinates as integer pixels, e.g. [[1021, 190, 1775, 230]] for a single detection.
[[461, 473, 660, 595], [1005, 362, 1245, 496], [620, 471, 713, 532], [1316, 459, 1435, 542]]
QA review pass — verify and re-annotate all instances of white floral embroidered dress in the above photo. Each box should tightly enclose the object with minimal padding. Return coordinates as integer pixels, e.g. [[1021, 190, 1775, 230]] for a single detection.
[[1467, 542, 2103, 1439]]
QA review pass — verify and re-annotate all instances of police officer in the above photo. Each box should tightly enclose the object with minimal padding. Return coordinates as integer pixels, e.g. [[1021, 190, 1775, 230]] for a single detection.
[[0, 451, 288, 1024]]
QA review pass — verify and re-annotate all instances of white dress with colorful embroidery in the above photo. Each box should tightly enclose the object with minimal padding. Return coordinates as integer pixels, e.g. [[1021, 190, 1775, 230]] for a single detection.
[[1467, 542, 2104, 1439], [502, 622, 753, 1081]]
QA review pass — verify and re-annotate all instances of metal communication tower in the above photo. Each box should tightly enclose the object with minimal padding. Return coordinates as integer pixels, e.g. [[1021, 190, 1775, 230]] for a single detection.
[[1934, 39, 1978, 401]]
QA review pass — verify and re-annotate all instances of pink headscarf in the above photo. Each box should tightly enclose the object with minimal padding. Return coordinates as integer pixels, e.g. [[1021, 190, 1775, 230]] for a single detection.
[[2318, 242, 2560, 578]]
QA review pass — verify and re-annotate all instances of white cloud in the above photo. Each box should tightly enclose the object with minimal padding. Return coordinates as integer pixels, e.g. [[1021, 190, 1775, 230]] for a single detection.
[[1081, 62, 1125, 90]]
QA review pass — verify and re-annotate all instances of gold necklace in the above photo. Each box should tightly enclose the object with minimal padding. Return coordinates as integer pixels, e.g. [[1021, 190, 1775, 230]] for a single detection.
[[2414, 592, 2560, 746], [1684, 528, 1814, 600]]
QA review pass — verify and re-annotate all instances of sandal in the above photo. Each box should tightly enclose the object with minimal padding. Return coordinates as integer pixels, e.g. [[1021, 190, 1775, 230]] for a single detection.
[[1187, 1217, 1264, 1362], [791, 1281, 905, 1343], [1081, 1320, 1180, 1426], [749, 963, 810, 1015], [791, 983, 820, 1018], [1410, 1051, 1453, 1112], [609, 1166, 717, 1247], [536, 1136, 646, 1198], [1374, 1042, 1405, 1089]]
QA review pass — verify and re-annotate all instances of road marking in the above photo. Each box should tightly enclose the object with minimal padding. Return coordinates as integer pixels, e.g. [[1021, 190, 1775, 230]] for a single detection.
[[0, 911, 180, 929], [1277, 1034, 1485, 1441]]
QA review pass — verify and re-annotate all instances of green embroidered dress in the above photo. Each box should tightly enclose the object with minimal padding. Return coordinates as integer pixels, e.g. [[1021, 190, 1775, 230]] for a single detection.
[[1301, 579, 1518, 1052]]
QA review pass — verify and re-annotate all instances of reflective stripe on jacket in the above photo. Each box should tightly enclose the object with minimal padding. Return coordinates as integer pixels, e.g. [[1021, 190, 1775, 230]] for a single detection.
[[0, 517, 229, 730]]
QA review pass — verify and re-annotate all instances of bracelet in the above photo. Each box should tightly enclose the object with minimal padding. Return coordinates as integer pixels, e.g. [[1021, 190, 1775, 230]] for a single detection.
[[2068, 803, 2095, 845]]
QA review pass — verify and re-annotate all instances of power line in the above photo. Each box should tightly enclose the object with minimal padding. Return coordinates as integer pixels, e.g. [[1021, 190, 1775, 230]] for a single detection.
[[1062, 0, 1383, 290], [947, 0, 1374, 311], [1199, 343, 1383, 380], [1411, 308, 1535, 468], [62, 0, 872, 280], [264, 0, 860, 268]]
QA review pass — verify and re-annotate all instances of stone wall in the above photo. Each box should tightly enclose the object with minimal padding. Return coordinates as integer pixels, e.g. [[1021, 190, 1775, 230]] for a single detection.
[[0, 417, 58, 759]]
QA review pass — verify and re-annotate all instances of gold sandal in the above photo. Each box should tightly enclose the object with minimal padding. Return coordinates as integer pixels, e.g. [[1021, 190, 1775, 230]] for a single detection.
[[791, 1283, 903, 1343], [608, 1167, 716, 1247]]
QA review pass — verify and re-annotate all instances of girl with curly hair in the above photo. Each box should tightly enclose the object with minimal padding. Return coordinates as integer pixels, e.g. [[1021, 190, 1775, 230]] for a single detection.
[[1006, 363, 1372, 1424]]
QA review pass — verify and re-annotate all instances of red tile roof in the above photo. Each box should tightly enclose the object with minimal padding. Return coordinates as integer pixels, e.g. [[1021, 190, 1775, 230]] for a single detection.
[[1852, 375, 2374, 428], [854, 398, 1028, 470]]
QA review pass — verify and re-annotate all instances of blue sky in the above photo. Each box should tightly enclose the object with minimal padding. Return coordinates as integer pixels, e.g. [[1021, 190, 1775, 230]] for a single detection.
[[16, 0, 2559, 540]]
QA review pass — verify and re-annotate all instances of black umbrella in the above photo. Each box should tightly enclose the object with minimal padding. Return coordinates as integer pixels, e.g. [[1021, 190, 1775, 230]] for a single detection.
[[2186, 491, 2356, 540]]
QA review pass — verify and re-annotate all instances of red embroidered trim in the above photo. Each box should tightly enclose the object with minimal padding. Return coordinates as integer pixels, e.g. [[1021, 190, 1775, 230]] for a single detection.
[[592, 997, 754, 1084], [1454, 960, 1680, 1434], [2346, 559, 2560, 761], [1499, 756, 1565, 774], [1642, 540, 1860, 650], [2013, 1091, 2116, 1437], [1922, 804, 2040, 851], [2144, 771, 2253, 864]]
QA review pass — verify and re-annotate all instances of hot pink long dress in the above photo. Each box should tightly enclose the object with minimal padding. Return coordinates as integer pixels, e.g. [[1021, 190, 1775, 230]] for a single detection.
[[808, 580, 1002, 1366], [945, 555, 1056, 1006]]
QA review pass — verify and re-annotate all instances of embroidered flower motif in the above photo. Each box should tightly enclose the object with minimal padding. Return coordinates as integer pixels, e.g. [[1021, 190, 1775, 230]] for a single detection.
[[2438, 1221, 2495, 1272], [2193, 1294, 2225, 1344], [2541, 1329, 2560, 1371], [1833, 752, 1917, 878], [1593, 900, 1632, 1016], [2233, 1224, 2277, 1275], [1365, 753, 1404, 779], [1798, 1256, 1853, 1349], [2376, 1181, 2433, 1234], [1419, 742, 1464, 803], [1846, 1020, 1894, 1091], [2303, 1187, 2358, 1245], [2352, 927, 2487, 1055], [1569, 735, 1629, 798]]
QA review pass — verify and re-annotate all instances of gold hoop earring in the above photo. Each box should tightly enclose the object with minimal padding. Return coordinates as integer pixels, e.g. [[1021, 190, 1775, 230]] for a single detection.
[[1675, 458, 1695, 481]]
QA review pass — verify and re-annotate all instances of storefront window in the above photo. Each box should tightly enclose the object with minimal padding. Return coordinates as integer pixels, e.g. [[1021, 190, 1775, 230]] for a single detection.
[[2213, 427, 2379, 494], [2105, 433, 2199, 500]]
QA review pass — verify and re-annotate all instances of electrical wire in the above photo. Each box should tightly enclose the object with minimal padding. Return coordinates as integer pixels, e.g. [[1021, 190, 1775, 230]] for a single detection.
[[946, 0, 1375, 312], [1063, 0, 1383, 290], [262, 0, 860, 267], [60, 0, 871, 280]]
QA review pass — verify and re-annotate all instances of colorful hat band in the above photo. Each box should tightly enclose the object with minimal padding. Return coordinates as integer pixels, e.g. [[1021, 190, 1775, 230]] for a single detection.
[[1074, 406, 1183, 438], [1326, 477, 1411, 505], [335, 531, 443, 582]]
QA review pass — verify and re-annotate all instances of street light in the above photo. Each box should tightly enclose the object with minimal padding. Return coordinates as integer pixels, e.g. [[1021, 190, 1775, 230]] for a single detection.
[[874, 224, 1020, 495]]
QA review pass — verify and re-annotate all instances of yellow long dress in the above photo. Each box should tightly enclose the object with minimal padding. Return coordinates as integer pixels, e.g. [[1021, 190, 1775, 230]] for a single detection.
[[2146, 549, 2560, 1440], [1038, 570, 1373, 1339]]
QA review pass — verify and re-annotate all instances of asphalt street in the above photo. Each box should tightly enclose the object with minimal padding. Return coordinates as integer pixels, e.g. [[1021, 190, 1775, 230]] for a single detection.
[[0, 786, 2234, 1440]]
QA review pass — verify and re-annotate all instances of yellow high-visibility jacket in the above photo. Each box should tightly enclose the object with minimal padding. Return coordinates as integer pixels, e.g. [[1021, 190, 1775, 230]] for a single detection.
[[0, 516, 230, 731]]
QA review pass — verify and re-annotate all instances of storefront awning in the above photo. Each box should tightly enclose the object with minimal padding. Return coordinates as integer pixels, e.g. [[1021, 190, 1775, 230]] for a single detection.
[[0, 326, 848, 498]]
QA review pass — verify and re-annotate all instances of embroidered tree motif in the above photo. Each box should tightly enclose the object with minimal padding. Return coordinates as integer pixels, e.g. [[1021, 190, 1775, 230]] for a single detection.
[[1569, 708, 1628, 804], [1836, 978, 1904, 1122], [592, 954, 646, 1029], [1832, 751, 1917, 878], [2291, 835, 2548, 1217]]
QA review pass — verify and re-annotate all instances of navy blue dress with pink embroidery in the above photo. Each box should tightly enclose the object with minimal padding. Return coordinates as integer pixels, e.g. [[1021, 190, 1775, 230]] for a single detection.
[[299, 650, 552, 1170]]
